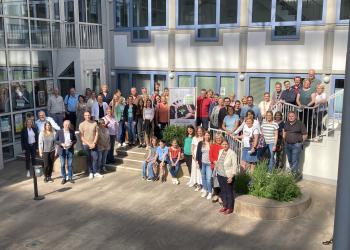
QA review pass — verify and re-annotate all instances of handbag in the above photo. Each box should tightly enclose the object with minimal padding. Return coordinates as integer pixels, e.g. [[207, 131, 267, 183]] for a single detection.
[[249, 129, 266, 149]]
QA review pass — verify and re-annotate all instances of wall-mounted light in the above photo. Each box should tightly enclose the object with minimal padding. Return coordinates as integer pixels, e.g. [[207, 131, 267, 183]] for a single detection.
[[239, 74, 245, 81], [169, 72, 175, 79], [323, 75, 330, 84], [110, 71, 116, 76]]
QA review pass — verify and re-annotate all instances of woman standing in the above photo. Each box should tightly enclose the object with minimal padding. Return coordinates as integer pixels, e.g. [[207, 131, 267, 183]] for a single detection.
[[111, 93, 126, 147], [222, 106, 240, 136], [103, 108, 117, 164], [274, 111, 285, 169], [21, 119, 39, 177], [76, 95, 87, 127], [123, 95, 137, 146], [97, 119, 110, 174], [215, 139, 238, 215], [209, 133, 224, 203], [143, 99, 154, 149], [155, 95, 169, 138], [196, 131, 212, 199], [189, 127, 204, 190], [38, 122, 56, 182], [260, 111, 279, 172], [184, 125, 195, 183], [86, 91, 97, 113], [314, 84, 327, 137]]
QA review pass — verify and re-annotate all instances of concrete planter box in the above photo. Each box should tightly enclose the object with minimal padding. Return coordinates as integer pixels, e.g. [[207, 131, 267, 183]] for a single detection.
[[234, 192, 311, 220], [53, 155, 88, 176]]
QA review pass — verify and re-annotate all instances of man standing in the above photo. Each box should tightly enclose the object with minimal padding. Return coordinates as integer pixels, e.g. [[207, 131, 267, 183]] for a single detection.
[[271, 82, 283, 107], [258, 92, 271, 118], [64, 88, 78, 130], [91, 94, 109, 121], [47, 88, 65, 127], [240, 96, 261, 120], [292, 76, 302, 94], [196, 89, 211, 130], [131, 87, 144, 146], [218, 97, 231, 129], [35, 110, 60, 132], [308, 69, 322, 93], [281, 80, 296, 104], [283, 111, 307, 178], [210, 97, 224, 130], [55, 120, 77, 184], [100, 84, 113, 105], [79, 111, 102, 179]]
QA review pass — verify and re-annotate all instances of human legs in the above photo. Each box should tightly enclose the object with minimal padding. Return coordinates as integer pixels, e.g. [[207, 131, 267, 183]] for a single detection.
[[107, 135, 116, 163], [137, 117, 144, 145], [142, 161, 148, 178], [184, 154, 192, 175], [147, 162, 154, 179], [66, 150, 73, 179], [267, 143, 275, 172], [127, 118, 135, 144], [217, 175, 233, 210], [60, 150, 67, 179]]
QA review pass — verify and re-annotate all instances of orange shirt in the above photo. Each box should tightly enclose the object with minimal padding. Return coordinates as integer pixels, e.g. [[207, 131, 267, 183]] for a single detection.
[[157, 103, 169, 123], [169, 146, 181, 159]]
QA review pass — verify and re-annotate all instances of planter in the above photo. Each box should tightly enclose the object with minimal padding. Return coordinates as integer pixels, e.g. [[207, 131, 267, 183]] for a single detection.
[[53, 155, 88, 176], [234, 191, 311, 220]]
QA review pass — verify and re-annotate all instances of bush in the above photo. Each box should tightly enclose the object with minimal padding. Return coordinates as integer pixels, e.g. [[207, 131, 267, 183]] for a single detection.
[[162, 125, 187, 148], [248, 162, 302, 202], [234, 172, 251, 194]]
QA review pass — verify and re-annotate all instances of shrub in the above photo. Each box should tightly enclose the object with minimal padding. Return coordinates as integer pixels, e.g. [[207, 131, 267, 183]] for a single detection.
[[162, 125, 187, 148], [234, 172, 251, 194], [248, 162, 302, 202]]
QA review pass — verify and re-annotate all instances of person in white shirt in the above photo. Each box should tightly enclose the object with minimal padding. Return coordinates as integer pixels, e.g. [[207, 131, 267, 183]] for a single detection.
[[35, 110, 60, 132], [47, 88, 65, 127], [143, 99, 155, 148], [91, 94, 109, 121], [314, 84, 328, 137], [258, 92, 271, 119]]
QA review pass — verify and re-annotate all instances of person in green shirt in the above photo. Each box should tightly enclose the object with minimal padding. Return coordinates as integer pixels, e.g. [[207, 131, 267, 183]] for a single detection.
[[183, 125, 195, 184]]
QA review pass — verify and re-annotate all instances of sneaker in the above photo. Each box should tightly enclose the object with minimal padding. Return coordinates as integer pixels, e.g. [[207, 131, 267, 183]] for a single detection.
[[172, 178, 176, 184], [61, 179, 66, 185], [26, 170, 30, 178], [207, 193, 212, 200], [121, 143, 127, 147], [146, 178, 153, 182], [142, 176, 147, 180], [94, 173, 104, 178], [201, 191, 208, 198], [66, 176, 69, 181], [194, 186, 201, 191], [88, 173, 93, 179], [116, 143, 121, 148], [48, 177, 54, 183], [200, 188, 205, 193], [175, 179, 180, 185], [224, 209, 233, 215], [219, 207, 227, 213]]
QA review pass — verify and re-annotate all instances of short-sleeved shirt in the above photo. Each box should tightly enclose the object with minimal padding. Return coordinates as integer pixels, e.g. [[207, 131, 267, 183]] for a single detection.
[[156, 146, 169, 161], [157, 103, 169, 123], [284, 120, 307, 144], [223, 114, 239, 131], [242, 125, 260, 148], [128, 106, 133, 118], [64, 94, 78, 112], [261, 121, 279, 144], [240, 105, 261, 120], [169, 147, 181, 159], [183, 136, 193, 155], [79, 120, 98, 145]]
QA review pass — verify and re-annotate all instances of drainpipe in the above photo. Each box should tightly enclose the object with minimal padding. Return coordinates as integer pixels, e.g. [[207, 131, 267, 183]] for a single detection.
[[333, 23, 350, 250]]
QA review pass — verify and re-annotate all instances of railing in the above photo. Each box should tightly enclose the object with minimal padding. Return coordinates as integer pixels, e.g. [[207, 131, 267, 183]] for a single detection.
[[65, 22, 76, 47], [79, 23, 102, 49], [209, 127, 242, 170]]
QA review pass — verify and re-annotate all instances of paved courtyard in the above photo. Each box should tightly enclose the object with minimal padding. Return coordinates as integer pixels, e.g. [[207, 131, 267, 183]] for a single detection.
[[0, 160, 335, 250]]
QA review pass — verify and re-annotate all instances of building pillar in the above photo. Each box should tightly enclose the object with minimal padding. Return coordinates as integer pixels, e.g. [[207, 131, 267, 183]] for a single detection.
[[168, 0, 176, 88], [238, 0, 249, 99]]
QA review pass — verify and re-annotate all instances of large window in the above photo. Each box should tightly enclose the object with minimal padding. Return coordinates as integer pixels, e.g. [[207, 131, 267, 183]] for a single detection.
[[339, 0, 349, 21], [32, 51, 53, 78], [178, 0, 238, 40], [0, 18, 5, 48], [30, 20, 51, 48], [250, 0, 325, 40], [0, 82, 10, 113], [11, 81, 34, 111], [0, 51, 7, 82], [64, 0, 75, 22], [79, 0, 102, 23], [5, 18, 29, 48], [29, 0, 50, 19], [2, 0, 27, 17], [116, 0, 167, 42], [9, 50, 31, 80]]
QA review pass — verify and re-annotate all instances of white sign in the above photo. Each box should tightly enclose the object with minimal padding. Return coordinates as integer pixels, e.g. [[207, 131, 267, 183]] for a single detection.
[[169, 87, 196, 126]]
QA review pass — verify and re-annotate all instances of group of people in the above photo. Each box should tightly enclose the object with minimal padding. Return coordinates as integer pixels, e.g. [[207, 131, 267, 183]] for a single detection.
[[20, 68, 325, 213]]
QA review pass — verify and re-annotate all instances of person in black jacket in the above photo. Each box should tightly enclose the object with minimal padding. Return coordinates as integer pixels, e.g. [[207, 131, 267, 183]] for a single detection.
[[218, 97, 231, 129], [55, 120, 77, 184], [21, 119, 39, 177], [123, 95, 137, 146]]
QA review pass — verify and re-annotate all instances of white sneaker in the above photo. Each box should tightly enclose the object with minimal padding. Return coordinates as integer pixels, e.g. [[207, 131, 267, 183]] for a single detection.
[[172, 178, 176, 184], [88, 173, 93, 179], [194, 186, 201, 191], [121, 143, 127, 147], [94, 173, 104, 178], [175, 179, 180, 185], [201, 191, 208, 198], [207, 193, 212, 200], [201, 188, 205, 193], [66, 176, 69, 181], [116, 143, 121, 148], [26, 170, 30, 178]]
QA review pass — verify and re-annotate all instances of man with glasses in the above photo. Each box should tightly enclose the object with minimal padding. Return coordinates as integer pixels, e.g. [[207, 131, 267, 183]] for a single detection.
[[240, 96, 261, 121], [218, 97, 232, 130]]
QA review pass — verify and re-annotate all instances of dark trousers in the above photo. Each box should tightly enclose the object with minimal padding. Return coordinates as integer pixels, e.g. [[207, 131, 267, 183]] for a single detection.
[[217, 174, 234, 209], [184, 154, 192, 175], [107, 135, 116, 163], [196, 117, 209, 130], [42, 151, 55, 177], [67, 112, 77, 130], [25, 144, 36, 170]]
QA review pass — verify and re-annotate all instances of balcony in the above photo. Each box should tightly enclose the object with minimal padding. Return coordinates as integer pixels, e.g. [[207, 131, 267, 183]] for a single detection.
[[64, 22, 102, 49]]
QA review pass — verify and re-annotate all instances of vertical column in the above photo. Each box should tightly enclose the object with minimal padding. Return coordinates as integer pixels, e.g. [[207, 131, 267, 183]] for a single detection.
[[238, 0, 249, 99], [74, 0, 80, 48], [0, 132, 3, 169], [168, 0, 176, 88], [322, 0, 337, 75]]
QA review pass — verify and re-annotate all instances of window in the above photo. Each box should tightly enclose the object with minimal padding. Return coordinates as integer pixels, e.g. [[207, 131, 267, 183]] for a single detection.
[[251, 0, 271, 23], [30, 20, 51, 48], [2, 0, 27, 17], [116, 0, 167, 41], [249, 77, 266, 104], [0, 115, 12, 144], [154, 74, 166, 91], [0, 18, 5, 48], [220, 76, 235, 97], [35, 80, 50, 108], [52, 22, 61, 48], [11, 82, 34, 111], [178, 75, 192, 87], [59, 62, 75, 77], [178, 0, 238, 40], [0, 83, 10, 113], [29, 0, 50, 19], [9, 50, 31, 80], [195, 76, 216, 95], [301, 0, 323, 21], [59, 79, 75, 97], [2, 145, 14, 160], [64, 0, 75, 22], [79, 0, 102, 23], [52, 0, 60, 20], [118, 73, 130, 98], [5, 18, 29, 48], [32, 51, 53, 78], [0, 51, 7, 82], [133, 74, 151, 94], [339, 0, 349, 21]]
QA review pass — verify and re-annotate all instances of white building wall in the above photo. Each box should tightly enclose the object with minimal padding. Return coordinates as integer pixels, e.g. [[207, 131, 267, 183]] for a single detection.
[[175, 33, 240, 70], [247, 31, 325, 71], [332, 30, 349, 71], [114, 33, 169, 69]]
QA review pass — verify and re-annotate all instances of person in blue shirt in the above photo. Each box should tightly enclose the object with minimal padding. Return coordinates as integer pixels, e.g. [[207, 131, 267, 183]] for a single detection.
[[153, 139, 169, 183], [240, 96, 261, 121], [64, 88, 78, 130], [222, 106, 240, 136]]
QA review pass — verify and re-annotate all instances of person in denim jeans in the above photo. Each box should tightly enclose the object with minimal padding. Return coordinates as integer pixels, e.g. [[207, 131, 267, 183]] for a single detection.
[[103, 108, 117, 163], [97, 119, 110, 174], [283, 111, 307, 177], [142, 137, 158, 181], [79, 111, 100, 179], [168, 139, 181, 185], [55, 120, 77, 184], [196, 131, 213, 200], [123, 95, 137, 146]]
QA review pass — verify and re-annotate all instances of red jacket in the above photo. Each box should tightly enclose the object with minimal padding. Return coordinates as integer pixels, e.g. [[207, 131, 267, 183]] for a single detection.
[[197, 96, 211, 118], [209, 143, 223, 170]]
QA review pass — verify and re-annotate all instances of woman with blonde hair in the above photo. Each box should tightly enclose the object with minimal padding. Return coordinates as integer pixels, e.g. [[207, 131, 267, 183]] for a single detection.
[[38, 121, 56, 183], [189, 126, 204, 191]]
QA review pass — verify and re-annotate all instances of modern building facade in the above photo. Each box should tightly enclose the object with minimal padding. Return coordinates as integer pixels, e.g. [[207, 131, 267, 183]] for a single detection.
[[0, 0, 108, 163]]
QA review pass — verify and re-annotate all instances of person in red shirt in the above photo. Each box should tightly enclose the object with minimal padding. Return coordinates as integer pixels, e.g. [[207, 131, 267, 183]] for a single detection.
[[209, 133, 224, 203], [196, 89, 212, 130], [168, 139, 181, 185]]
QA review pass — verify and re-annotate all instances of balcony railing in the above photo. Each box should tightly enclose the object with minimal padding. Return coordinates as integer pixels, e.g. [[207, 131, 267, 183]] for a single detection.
[[64, 22, 102, 49], [65, 22, 76, 48]]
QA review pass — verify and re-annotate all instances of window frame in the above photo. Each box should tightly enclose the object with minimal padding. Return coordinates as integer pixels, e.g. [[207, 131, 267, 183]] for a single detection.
[[176, 0, 241, 41], [336, 0, 350, 24], [249, 0, 327, 40], [115, 0, 168, 43]]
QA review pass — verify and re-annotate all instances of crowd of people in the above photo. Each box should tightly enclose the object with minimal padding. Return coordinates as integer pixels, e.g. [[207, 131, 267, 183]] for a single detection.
[[20, 69, 327, 214]]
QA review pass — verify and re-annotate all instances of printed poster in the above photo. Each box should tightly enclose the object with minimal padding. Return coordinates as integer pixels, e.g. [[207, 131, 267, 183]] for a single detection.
[[169, 87, 196, 126], [14, 114, 23, 133]]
